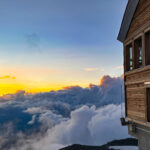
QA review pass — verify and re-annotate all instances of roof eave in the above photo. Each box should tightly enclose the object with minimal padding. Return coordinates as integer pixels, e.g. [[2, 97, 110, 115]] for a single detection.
[[117, 0, 139, 43]]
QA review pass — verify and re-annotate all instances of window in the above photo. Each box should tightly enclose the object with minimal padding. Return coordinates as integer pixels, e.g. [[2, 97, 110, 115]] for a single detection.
[[145, 31, 150, 65], [134, 37, 142, 69], [126, 44, 133, 71]]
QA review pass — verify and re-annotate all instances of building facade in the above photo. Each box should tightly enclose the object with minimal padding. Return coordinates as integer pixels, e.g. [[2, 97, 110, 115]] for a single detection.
[[118, 1, 150, 150]]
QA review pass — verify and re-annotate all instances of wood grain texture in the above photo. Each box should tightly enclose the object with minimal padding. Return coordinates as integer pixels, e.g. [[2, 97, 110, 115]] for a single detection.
[[123, 0, 150, 125], [125, 69, 147, 121], [127, 0, 150, 39]]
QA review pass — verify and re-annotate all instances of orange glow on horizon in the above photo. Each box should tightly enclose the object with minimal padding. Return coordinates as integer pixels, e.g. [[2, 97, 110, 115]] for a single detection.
[[0, 84, 62, 96], [0, 66, 100, 96], [0, 81, 94, 96], [100, 76, 104, 85]]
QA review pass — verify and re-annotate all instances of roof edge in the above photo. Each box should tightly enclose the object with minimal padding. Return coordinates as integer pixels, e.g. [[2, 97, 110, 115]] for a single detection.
[[117, 0, 139, 43]]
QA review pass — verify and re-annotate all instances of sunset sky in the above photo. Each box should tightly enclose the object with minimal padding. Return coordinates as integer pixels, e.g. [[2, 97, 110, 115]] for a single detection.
[[0, 0, 127, 95]]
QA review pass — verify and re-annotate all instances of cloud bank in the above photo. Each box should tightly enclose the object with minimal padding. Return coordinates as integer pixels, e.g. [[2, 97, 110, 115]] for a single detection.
[[0, 75, 127, 150], [29, 104, 128, 150]]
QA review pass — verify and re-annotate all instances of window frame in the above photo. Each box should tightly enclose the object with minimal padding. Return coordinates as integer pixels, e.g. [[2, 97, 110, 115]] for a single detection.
[[125, 43, 133, 72], [145, 31, 150, 66], [134, 36, 143, 69]]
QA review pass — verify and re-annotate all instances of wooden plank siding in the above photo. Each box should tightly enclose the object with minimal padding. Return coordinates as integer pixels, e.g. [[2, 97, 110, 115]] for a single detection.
[[123, 0, 150, 124], [124, 66, 150, 121], [125, 79, 146, 121], [127, 0, 150, 39]]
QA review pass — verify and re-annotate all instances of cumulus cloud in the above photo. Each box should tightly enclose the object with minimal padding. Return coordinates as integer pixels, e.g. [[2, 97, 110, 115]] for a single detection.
[[39, 111, 67, 128], [88, 104, 127, 144], [0, 75, 124, 114], [44, 105, 127, 146], [10, 104, 128, 150], [0, 75, 127, 150]]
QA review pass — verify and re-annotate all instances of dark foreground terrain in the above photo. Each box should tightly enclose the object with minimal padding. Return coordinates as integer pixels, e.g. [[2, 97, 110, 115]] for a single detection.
[[59, 138, 138, 150]]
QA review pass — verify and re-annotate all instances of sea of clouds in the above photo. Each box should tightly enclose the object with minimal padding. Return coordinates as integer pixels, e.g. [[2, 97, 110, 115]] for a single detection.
[[0, 75, 129, 150]]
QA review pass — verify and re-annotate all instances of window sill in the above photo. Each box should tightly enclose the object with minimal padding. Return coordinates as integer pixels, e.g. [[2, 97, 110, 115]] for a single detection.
[[125, 65, 150, 76]]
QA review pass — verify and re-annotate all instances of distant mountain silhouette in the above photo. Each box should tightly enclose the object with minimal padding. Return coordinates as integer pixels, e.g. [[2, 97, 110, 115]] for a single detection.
[[59, 138, 138, 150]]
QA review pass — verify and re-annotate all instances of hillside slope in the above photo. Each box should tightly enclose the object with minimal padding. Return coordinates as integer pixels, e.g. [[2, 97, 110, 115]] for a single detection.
[[59, 138, 138, 150]]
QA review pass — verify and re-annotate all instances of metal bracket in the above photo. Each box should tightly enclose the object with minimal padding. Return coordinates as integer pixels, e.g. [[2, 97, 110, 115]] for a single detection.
[[120, 117, 129, 126]]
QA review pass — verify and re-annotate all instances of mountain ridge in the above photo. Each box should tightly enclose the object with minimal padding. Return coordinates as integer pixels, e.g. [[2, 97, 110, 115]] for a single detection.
[[59, 138, 138, 150]]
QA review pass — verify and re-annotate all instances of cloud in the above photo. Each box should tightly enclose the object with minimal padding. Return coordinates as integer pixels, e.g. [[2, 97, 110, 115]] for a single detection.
[[0, 75, 16, 80], [0, 75, 124, 109], [0, 75, 10, 79], [0, 75, 126, 150], [24, 107, 47, 114], [84, 68, 99, 72], [0, 66, 60, 76], [28, 115, 36, 125], [13, 104, 128, 150], [114, 66, 123, 70], [39, 111, 67, 128]]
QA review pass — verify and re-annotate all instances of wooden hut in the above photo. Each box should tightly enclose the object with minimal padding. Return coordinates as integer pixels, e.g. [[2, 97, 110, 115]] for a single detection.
[[118, 0, 150, 149]]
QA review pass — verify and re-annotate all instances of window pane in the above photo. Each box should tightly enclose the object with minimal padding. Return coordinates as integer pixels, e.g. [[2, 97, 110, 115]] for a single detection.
[[135, 38, 142, 69], [145, 32, 150, 65], [130, 47, 132, 59], [126, 44, 133, 72], [138, 40, 142, 66]]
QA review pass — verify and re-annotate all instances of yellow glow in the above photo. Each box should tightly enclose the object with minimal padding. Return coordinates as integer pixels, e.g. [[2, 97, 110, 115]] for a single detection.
[[0, 66, 101, 96], [84, 68, 99, 71], [0, 84, 58, 96], [0, 80, 94, 96], [100, 76, 104, 85]]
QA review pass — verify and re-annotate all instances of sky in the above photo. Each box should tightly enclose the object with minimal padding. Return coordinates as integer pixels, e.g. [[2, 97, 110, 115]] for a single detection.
[[0, 0, 128, 95]]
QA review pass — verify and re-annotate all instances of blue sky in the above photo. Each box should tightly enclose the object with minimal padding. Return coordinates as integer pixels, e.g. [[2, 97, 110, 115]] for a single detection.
[[0, 0, 128, 94]]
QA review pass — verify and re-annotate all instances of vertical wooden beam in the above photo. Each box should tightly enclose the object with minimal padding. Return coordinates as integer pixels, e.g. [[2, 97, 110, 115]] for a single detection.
[[123, 44, 127, 117], [124, 83, 127, 118], [142, 32, 146, 66], [124, 45, 126, 72], [144, 88, 148, 122]]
